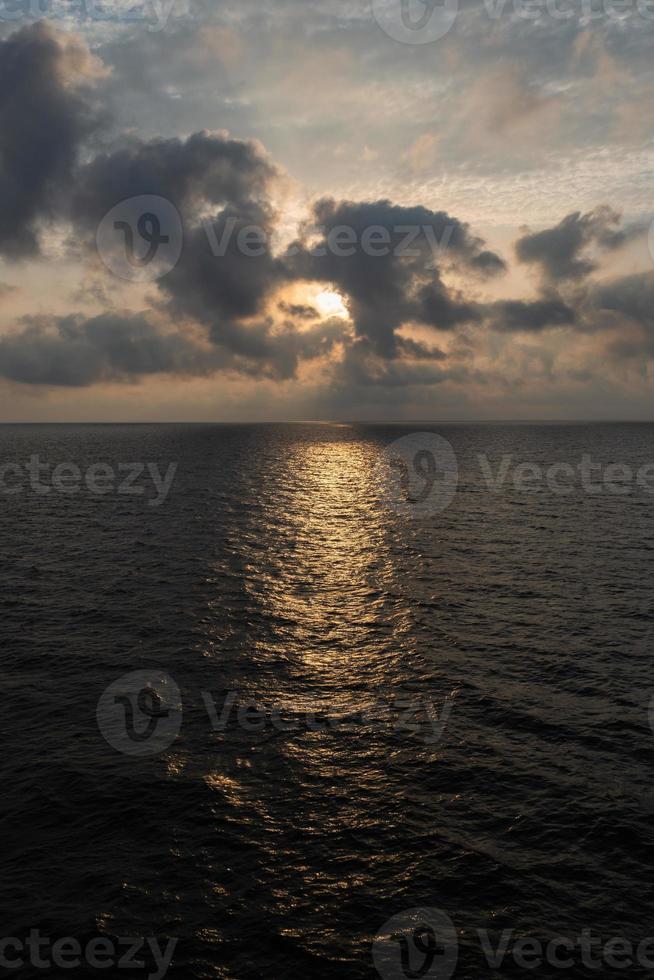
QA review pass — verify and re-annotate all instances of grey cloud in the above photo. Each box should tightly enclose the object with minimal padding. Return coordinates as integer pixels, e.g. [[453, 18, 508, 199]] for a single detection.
[[161, 204, 284, 328], [395, 337, 447, 361], [277, 302, 320, 320], [515, 207, 643, 283], [0, 309, 349, 385], [190, 313, 348, 382], [489, 298, 577, 332], [68, 125, 311, 380], [286, 198, 504, 356], [336, 338, 461, 389], [585, 271, 654, 360], [0, 22, 102, 258], [0, 312, 218, 386], [71, 130, 277, 234], [591, 271, 654, 326]]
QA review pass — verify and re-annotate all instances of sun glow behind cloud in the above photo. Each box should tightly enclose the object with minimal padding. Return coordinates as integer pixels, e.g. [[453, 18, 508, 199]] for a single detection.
[[314, 289, 349, 320]]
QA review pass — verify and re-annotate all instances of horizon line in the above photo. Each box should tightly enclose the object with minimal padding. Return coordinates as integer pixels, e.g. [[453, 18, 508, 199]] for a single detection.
[[2, 419, 654, 426]]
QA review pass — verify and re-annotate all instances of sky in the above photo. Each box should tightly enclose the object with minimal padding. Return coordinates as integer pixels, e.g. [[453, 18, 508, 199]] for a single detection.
[[0, 0, 654, 420]]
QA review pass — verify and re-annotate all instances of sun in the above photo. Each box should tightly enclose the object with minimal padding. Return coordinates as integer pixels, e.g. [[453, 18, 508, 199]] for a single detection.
[[314, 289, 349, 320]]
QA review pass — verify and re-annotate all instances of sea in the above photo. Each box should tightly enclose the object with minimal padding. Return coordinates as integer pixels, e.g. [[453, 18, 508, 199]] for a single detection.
[[2, 422, 654, 979]]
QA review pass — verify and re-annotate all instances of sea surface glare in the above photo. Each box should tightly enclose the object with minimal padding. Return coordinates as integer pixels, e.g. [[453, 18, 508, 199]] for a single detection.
[[2, 423, 654, 979]]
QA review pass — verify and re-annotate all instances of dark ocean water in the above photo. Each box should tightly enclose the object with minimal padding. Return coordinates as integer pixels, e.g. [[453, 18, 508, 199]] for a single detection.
[[2, 422, 654, 979]]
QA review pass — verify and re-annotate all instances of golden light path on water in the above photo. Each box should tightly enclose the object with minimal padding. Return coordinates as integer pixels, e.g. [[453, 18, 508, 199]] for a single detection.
[[257, 436, 412, 706], [199, 430, 422, 803]]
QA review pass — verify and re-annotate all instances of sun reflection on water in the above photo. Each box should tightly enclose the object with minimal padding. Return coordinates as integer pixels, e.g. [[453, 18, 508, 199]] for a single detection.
[[248, 437, 414, 714]]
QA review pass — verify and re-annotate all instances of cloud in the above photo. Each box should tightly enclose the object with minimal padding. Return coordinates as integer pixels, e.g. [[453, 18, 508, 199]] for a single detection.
[[277, 302, 319, 320], [488, 298, 577, 332], [591, 271, 654, 327], [515, 207, 644, 284], [335, 337, 461, 389], [161, 203, 285, 331], [0, 306, 350, 386], [0, 22, 103, 259], [0, 312, 216, 386], [286, 198, 505, 356], [582, 271, 654, 361], [71, 130, 277, 236]]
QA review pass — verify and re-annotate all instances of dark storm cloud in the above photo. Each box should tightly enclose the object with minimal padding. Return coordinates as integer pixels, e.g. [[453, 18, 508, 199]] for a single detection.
[[160, 204, 284, 329], [335, 337, 464, 389], [64, 111, 324, 379], [515, 207, 644, 284], [489, 298, 577, 332], [0, 309, 349, 386], [153, 201, 325, 379], [71, 130, 277, 234], [590, 271, 654, 326], [0, 22, 101, 258], [286, 198, 504, 356], [210, 316, 349, 381], [277, 302, 319, 320], [0, 312, 217, 385], [395, 337, 447, 361], [584, 271, 654, 359], [67, 123, 305, 376]]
